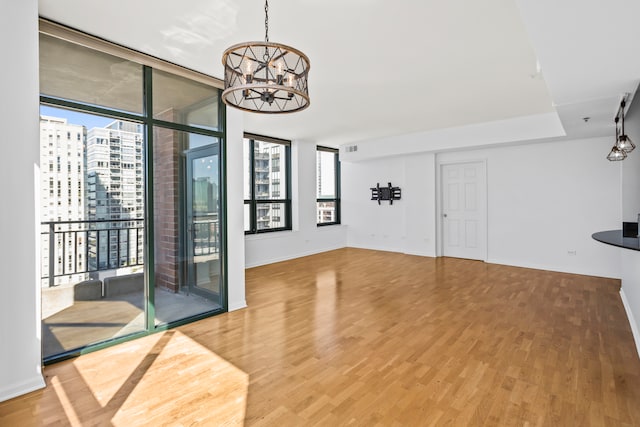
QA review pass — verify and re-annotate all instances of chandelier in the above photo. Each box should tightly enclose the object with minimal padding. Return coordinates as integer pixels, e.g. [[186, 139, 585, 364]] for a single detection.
[[607, 96, 635, 161], [607, 116, 627, 161], [221, 0, 311, 114]]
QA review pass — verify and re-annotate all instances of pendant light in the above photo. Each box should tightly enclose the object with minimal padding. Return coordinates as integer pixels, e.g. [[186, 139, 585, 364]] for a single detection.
[[607, 116, 627, 161], [221, 0, 311, 114], [617, 99, 635, 153]]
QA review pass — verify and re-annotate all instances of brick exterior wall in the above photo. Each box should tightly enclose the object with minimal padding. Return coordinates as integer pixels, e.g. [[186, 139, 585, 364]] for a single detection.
[[153, 112, 181, 292]]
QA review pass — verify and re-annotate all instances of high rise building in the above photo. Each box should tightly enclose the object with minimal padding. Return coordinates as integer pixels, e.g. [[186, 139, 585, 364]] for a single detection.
[[86, 120, 144, 271], [39, 115, 87, 286], [254, 143, 285, 230], [316, 150, 337, 223]]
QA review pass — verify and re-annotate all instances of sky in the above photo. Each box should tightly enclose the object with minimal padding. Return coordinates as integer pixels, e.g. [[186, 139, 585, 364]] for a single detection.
[[40, 105, 120, 130]]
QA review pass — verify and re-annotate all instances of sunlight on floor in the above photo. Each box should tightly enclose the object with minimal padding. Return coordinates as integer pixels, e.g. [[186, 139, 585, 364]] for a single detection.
[[46, 330, 249, 426]]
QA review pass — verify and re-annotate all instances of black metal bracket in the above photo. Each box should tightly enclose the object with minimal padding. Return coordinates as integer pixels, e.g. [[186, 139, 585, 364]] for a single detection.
[[370, 182, 401, 205]]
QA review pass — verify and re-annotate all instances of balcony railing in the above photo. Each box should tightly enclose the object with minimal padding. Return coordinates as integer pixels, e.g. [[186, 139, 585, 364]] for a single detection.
[[191, 214, 220, 257], [41, 219, 144, 287], [42, 216, 221, 287]]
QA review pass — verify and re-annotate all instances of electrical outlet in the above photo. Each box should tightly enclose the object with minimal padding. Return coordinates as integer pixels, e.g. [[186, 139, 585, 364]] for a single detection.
[[567, 250, 577, 256]]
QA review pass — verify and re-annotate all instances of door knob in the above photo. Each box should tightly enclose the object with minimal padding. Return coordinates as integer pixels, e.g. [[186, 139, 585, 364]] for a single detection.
[[443, 213, 447, 217]]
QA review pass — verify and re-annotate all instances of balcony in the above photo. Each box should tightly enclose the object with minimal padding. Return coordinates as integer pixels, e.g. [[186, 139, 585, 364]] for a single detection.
[[40, 217, 222, 359], [41, 219, 145, 288]]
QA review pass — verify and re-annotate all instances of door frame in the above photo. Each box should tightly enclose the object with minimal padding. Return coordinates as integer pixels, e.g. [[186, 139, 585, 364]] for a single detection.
[[183, 143, 220, 299], [435, 158, 488, 261]]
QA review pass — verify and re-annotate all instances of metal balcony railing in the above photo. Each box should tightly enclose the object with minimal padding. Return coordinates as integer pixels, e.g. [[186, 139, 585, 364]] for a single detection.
[[41, 218, 144, 287], [191, 214, 220, 257], [42, 216, 221, 287]]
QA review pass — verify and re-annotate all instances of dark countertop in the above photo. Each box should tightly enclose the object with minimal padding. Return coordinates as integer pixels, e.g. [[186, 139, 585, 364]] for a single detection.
[[592, 230, 640, 251]]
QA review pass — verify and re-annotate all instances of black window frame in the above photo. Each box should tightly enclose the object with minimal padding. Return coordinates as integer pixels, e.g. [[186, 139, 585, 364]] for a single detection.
[[316, 146, 341, 226], [244, 133, 292, 234]]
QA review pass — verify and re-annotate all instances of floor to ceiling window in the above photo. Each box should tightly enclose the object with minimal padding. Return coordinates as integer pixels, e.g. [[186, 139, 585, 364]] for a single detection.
[[38, 21, 226, 363]]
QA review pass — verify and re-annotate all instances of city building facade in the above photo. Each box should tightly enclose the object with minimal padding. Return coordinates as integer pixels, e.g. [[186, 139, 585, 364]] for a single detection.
[[39, 115, 87, 287]]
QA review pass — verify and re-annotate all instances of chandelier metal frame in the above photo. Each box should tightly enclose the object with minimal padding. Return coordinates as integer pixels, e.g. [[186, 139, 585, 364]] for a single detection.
[[221, 0, 311, 114]]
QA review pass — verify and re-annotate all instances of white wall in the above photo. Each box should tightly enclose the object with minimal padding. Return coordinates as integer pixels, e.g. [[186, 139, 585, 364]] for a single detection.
[[619, 96, 640, 354], [341, 137, 622, 279], [0, 0, 46, 402], [342, 153, 437, 257], [437, 138, 621, 277], [245, 141, 347, 268], [622, 99, 640, 222], [226, 108, 247, 310], [340, 112, 565, 162]]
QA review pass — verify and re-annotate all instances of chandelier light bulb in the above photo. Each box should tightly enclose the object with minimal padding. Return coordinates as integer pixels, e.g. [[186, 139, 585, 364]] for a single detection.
[[607, 145, 627, 161], [243, 61, 254, 79], [618, 134, 635, 153], [276, 62, 284, 84]]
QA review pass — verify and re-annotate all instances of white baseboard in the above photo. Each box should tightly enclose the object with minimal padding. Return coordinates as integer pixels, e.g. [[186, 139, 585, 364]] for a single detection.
[[347, 243, 404, 254], [620, 288, 640, 359], [486, 257, 620, 279], [228, 300, 247, 312], [403, 249, 437, 258], [245, 245, 346, 269], [0, 374, 45, 403], [346, 243, 436, 259]]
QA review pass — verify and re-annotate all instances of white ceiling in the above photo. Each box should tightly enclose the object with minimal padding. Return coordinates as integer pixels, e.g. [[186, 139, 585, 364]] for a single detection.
[[39, 0, 640, 149]]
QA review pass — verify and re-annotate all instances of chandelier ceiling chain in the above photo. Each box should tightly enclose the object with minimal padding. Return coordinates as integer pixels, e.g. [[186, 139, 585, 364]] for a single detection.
[[264, 0, 269, 43], [618, 99, 635, 154], [221, 0, 311, 114]]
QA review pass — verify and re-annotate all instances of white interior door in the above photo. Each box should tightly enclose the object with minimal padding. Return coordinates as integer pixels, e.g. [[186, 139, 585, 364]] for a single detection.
[[441, 161, 487, 260]]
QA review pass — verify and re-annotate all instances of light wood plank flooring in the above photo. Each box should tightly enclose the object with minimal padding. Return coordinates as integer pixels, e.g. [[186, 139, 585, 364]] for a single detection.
[[1, 248, 639, 426]]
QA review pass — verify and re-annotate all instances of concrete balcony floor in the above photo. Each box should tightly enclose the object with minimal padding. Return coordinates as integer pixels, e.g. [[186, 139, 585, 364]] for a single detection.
[[43, 287, 221, 358]]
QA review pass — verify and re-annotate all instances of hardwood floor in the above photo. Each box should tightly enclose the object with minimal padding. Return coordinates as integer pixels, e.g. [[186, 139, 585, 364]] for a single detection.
[[1, 248, 639, 426]]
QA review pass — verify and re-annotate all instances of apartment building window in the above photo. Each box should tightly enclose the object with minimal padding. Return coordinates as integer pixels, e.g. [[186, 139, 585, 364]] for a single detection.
[[243, 133, 291, 233], [316, 146, 341, 225]]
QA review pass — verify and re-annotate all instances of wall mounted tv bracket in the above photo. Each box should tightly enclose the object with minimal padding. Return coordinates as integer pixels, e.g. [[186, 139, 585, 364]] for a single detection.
[[370, 182, 401, 205]]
